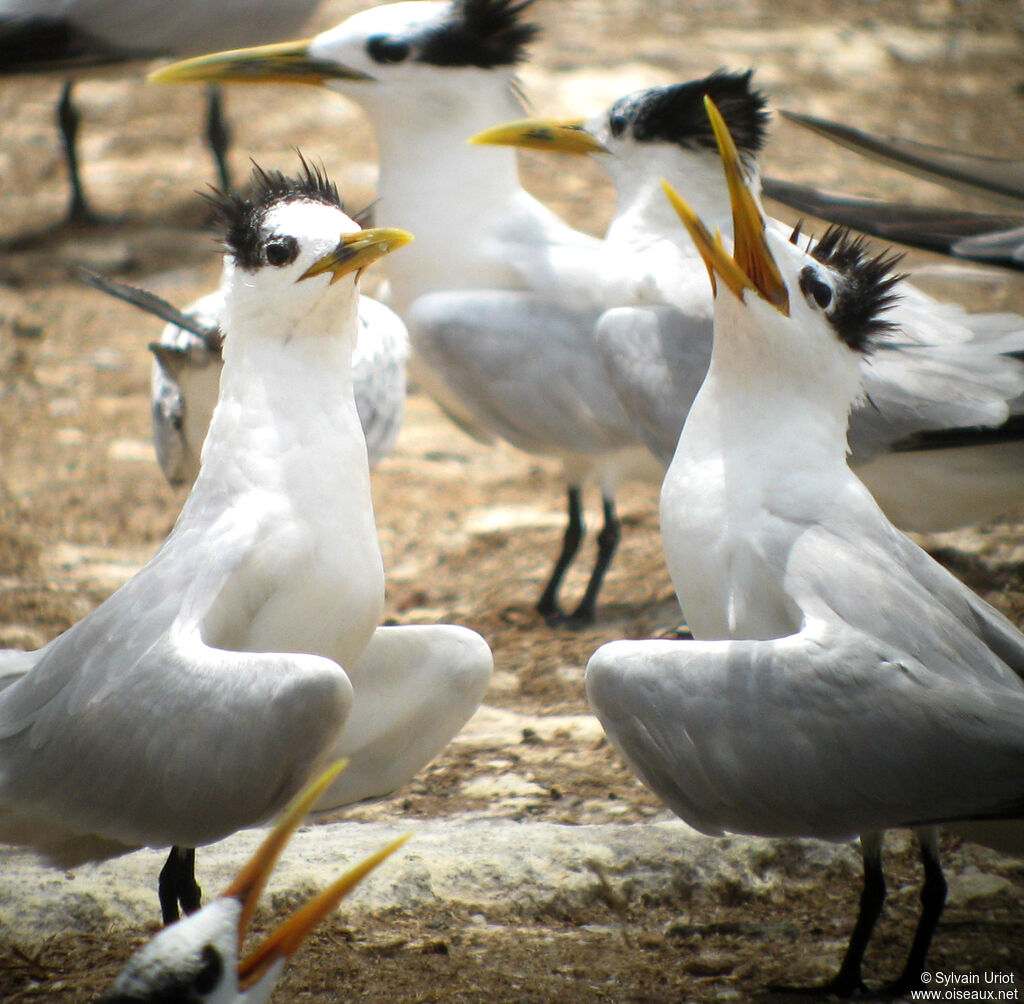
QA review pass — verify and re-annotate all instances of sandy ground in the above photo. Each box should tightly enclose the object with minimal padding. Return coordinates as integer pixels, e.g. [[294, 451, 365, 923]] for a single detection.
[[1, 0, 1024, 1000]]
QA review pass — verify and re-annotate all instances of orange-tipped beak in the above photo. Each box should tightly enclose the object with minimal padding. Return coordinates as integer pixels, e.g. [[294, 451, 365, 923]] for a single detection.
[[237, 833, 411, 989], [218, 761, 410, 991], [662, 97, 789, 315]]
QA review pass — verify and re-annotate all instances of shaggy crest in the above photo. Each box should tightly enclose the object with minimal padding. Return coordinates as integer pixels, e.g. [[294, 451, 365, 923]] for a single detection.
[[803, 225, 905, 353], [204, 156, 343, 270], [417, 0, 539, 68], [606, 69, 769, 163]]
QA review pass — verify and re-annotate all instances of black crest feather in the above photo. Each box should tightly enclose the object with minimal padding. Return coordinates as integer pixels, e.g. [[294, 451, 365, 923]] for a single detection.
[[806, 226, 905, 353], [416, 0, 539, 68], [606, 69, 769, 160], [203, 155, 342, 270]]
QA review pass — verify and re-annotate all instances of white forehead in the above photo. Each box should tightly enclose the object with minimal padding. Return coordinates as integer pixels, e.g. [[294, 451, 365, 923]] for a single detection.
[[261, 199, 358, 249], [765, 224, 828, 281], [314, 1, 448, 50]]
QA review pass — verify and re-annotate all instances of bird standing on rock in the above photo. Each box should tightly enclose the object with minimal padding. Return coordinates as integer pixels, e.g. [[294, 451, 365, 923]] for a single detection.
[[586, 102, 1024, 996], [0, 160, 492, 927]]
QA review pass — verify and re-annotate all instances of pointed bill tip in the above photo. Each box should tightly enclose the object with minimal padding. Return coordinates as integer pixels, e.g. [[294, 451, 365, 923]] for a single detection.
[[299, 227, 414, 285], [221, 760, 348, 953], [237, 832, 412, 990], [703, 97, 790, 314], [149, 40, 373, 86]]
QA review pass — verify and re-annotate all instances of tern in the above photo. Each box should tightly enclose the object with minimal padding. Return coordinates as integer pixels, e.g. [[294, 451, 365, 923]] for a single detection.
[[765, 111, 1024, 271], [475, 70, 1024, 533], [151, 0, 658, 627], [586, 101, 1024, 996], [83, 271, 409, 486], [0, 160, 491, 925], [100, 762, 410, 1004], [0, 0, 323, 221]]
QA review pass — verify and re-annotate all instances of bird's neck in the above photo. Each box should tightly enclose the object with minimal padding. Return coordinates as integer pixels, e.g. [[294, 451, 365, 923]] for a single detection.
[[678, 290, 860, 519], [611, 151, 736, 247], [192, 291, 370, 511], [372, 83, 525, 215], [362, 80, 531, 309], [661, 323, 854, 640]]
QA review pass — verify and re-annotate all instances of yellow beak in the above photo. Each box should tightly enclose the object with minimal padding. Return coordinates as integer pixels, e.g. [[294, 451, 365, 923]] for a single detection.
[[298, 227, 414, 284], [220, 761, 411, 991], [469, 118, 608, 155], [149, 39, 374, 87], [662, 96, 789, 314]]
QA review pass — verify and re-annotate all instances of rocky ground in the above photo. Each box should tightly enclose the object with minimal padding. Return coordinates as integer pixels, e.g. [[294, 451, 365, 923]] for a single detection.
[[1, 0, 1023, 1000]]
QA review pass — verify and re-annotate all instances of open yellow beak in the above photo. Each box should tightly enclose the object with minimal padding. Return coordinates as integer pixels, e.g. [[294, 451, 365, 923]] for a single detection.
[[220, 761, 411, 992], [662, 96, 789, 314], [469, 118, 609, 155], [298, 227, 414, 284], [149, 39, 374, 87]]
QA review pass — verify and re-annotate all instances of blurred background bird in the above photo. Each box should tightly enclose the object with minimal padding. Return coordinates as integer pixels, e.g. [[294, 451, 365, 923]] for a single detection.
[[0, 0, 325, 222], [83, 268, 409, 486]]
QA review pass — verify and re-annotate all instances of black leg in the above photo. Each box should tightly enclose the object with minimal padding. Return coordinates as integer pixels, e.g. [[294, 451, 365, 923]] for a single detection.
[[158, 845, 202, 925], [884, 828, 946, 996], [205, 85, 232, 192], [57, 79, 95, 224], [565, 492, 620, 627], [769, 831, 885, 997], [536, 486, 584, 624]]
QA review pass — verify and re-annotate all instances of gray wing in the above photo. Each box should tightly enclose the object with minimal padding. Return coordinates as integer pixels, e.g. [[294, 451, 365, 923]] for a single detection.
[[783, 498, 1024, 693], [0, 510, 353, 865], [849, 335, 1024, 462], [595, 305, 714, 467], [352, 296, 408, 468], [587, 620, 1024, 843], [409, 290, 640, 457], [953, 224, 1024, 270], [148, 290, 224, 487], [317, 623, 492, 809]]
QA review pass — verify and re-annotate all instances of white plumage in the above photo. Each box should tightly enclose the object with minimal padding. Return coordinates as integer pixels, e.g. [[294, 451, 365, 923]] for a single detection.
[[0, 163, 491, 923], [152, 0, 660, 626], [478, 71, 1024, 533], [88, 278, 409, 487], [586, 105, 1024, 995]]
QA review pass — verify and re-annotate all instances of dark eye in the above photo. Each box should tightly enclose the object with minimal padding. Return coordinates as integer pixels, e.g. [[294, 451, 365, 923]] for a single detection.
[[264, 236, 298, 267], [799, 266, 833, 310], [193, 944, 223, 994], [608, 111, 628, 138], [367, 34, 411, 63]]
